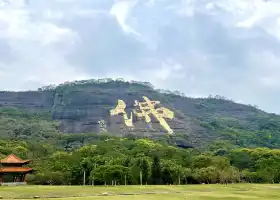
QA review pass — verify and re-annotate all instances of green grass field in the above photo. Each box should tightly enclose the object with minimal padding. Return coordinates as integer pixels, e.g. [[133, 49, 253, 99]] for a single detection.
[[1, 184, 280, 200]]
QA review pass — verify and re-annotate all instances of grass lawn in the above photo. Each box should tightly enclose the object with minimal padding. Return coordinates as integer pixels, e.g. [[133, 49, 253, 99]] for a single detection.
[[1, 184, 280, 200]]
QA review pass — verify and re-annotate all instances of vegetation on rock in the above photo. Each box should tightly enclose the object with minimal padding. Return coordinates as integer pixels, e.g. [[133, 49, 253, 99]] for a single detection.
[[1, 79, 280, 185]]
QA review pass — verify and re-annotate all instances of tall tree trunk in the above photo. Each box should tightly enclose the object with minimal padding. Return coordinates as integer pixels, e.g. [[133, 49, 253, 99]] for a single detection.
[[83, 170, 86, 186], [140, 171, 143, 185]]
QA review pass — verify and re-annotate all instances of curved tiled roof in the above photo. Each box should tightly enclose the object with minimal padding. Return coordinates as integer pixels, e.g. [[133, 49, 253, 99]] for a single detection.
[[0, 154, 31, 164]]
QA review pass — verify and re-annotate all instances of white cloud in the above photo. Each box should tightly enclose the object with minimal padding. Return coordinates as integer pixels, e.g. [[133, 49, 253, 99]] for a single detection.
[[110, 0, 141, 36], [0, 0, 280, 113], [213, 0, 280, 39], [0, 0, 86, 90]]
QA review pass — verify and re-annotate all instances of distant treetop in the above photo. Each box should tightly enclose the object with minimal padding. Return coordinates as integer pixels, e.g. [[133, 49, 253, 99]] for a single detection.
[[36, 78, 248, 106], [37, 78, 155, 92]]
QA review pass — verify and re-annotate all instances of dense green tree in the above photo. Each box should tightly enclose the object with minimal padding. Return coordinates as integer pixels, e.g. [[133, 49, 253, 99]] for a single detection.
[[151, 155, 162, 184], [193, 155, 213, 169], [256, 157, 280, 183], [137, 157, 150, 184]]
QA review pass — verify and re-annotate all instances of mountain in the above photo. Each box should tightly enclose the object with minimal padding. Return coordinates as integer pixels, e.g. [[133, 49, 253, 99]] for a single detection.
[[1, 79, 280, 149]]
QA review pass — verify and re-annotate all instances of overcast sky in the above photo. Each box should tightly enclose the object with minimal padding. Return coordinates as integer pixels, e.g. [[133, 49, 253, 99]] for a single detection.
[[1, 0, 280, 113]]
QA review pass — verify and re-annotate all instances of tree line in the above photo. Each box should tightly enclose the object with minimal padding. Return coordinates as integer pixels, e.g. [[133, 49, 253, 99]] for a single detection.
[[1, 137, 280, 185]]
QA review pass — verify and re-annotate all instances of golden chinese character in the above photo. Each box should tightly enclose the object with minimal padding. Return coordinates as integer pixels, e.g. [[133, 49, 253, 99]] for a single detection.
[[133, 96, 174, 134], [110, 100, 133, 127]]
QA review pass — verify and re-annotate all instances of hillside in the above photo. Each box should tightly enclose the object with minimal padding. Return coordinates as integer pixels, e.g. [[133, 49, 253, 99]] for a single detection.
[[1, 79, 280, 149]]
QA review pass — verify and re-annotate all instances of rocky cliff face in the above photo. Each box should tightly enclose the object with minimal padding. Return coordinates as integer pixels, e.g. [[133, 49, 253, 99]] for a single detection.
[[50, 82, 216, 147], [0, 80, 268, 148], [0, 91, 54, 110]]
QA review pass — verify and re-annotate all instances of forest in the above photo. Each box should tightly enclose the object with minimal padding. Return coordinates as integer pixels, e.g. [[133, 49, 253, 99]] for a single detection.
[[2, 135, 280, 185]]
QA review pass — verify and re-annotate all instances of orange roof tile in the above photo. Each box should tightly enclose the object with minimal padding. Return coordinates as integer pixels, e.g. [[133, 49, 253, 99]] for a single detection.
[[0, 154, 31, 164], [0, 167, 33, 173]]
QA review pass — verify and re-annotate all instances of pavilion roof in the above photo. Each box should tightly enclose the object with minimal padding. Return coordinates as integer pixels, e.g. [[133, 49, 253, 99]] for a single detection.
[[0, 154, 31, 164], [0, 167, 33, 173]]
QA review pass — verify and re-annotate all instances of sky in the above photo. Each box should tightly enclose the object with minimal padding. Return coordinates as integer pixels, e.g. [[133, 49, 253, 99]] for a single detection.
[[0, 0, 280, 113]]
